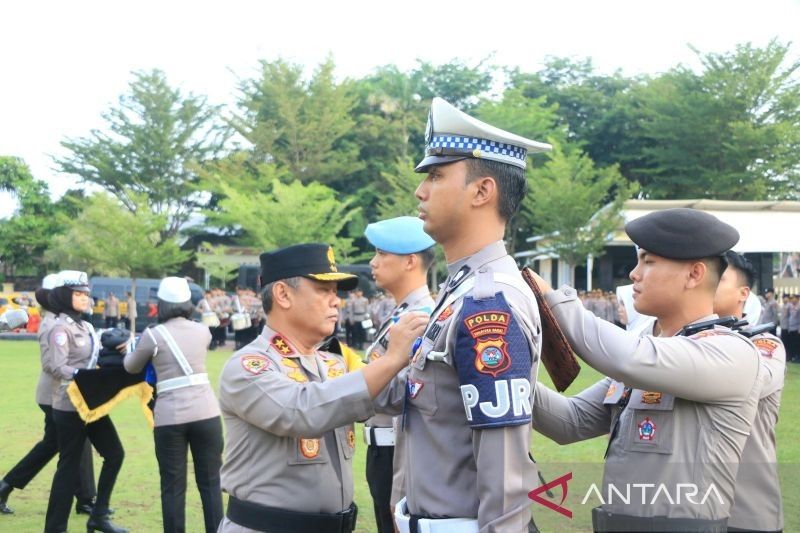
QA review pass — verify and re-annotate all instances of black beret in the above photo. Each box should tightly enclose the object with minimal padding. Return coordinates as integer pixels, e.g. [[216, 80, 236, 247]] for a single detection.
[[260, 243, 358, 291], [624, 208, 739, 260]]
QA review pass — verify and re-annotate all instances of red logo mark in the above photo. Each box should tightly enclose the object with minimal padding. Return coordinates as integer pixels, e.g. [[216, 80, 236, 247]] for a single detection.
[[528, 472, 573, 519]]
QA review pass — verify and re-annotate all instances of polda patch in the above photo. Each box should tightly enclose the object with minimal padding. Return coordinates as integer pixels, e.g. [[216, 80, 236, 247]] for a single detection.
[[464, 310, 512, 377]]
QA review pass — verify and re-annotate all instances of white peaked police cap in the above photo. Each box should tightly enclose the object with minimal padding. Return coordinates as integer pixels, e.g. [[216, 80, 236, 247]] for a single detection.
[[42, 273, 62, 290], [158, 277, 192, 303], [57, 270, 90, 292], [415, 97, 552, 173]]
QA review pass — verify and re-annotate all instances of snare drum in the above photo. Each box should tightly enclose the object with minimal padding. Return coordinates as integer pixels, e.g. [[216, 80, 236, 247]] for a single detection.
[[231, 312, 252, 331], [202, 311, 220, 328]]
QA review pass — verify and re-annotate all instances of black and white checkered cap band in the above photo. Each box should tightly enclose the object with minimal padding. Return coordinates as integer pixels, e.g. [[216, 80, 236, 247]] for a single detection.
[[426, 135, 528, 167]]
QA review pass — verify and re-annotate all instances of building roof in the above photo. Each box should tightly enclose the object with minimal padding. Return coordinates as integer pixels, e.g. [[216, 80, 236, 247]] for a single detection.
[[614, 199, 800, 253], [520, 199, 800, 259]]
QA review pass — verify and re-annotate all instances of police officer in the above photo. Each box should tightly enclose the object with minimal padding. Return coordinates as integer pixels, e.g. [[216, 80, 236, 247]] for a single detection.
[[528, 209, 765, 532], [375, 97, 550, 532], [44, 271, 128, 533], [0, 274, 97, 516], [124, 277, 224, 532], [713, 251, 785, 532], [362, 216, 436, 532], [217, 244, 427, 532]]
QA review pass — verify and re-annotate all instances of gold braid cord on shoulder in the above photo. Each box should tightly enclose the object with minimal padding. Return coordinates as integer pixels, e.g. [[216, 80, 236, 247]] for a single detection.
[[521, 267, 581, 392]]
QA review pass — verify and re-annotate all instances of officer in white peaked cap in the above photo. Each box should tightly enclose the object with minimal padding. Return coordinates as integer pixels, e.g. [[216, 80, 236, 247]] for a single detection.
[[374, 97, 551, 532]]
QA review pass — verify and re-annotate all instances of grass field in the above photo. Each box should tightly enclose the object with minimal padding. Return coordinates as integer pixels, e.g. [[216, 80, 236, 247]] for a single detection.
[[0, 339, 796, 532]]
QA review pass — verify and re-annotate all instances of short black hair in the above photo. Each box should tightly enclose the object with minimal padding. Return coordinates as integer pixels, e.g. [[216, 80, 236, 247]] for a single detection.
[[416, 246, 436, 271], [157, 299, 194, 323], [465, 159, 527, 221], [723, 250, 755, 288]]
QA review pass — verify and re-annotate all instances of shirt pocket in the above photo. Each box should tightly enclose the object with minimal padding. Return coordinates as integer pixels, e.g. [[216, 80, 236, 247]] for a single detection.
[[288, 437, 329, 465], [335, 425, 356, 460], [623, 391, 675, 455], [408, 365, 438, 417]]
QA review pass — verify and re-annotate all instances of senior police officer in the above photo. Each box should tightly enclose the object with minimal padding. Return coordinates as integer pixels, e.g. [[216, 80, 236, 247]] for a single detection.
[[528, 209, 765, 532], [217, 244, 427, 533], [373, 97, 551, 532], [713, 251, 785, 532], [362, 216, 436, 533]]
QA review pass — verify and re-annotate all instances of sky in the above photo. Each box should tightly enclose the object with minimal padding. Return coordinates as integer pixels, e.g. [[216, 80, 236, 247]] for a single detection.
[[1, 0, 799, 218]]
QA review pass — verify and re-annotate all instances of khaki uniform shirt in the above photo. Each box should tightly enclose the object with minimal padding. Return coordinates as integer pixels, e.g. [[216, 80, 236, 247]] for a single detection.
[[104, 297, 120, 319], [35, 311, 58, 405], [126, 296, 137, 319], [46, 315, 99, 412], [124, 317, 220, 426], [533, 287, 764, 521], [375, 240, 543, 532], [363, 285, 435, 509], [218, 325, 374, 532], [728, 332, 785, 531]]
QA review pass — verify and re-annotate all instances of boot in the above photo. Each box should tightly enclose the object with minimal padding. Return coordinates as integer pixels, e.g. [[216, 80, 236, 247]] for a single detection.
[[86, 513, 128, 533], [0, 479, 14, 514]]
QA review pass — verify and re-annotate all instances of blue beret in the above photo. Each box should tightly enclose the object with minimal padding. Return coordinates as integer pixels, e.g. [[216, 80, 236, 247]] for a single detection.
[[625, 208, 739, 260], [364, 216, 436, 255]]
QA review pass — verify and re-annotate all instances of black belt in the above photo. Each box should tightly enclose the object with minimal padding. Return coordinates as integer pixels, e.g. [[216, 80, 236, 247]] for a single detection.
[[227, 496, 357, 533], [592, 507, 727, 532]]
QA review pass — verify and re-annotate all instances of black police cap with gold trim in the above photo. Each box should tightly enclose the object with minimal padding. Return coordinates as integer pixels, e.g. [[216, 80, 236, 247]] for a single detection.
[[259, 243, 358, 291], [624, 208, 739, 260]]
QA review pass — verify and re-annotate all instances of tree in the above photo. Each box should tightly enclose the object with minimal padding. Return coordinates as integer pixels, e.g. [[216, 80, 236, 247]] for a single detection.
[[56, 69, 224, 242], [0, 157, 70, 276], [634, 40, 800, 200], [195, 242, 239, 288], [524, 143, 637, 284], [231, 57, 363, 189], [46, 192, 189, 331], [474, 89, 563, 253], [510, 58, 647, 179], [376, 158, 423, 219], [209, 177, 360, 259]]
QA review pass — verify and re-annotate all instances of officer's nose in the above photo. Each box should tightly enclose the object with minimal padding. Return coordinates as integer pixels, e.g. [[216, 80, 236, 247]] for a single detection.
[[415, 178, 428, 200]]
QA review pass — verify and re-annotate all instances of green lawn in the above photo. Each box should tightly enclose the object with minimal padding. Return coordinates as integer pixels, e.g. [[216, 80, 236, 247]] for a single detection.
[[0, 340, 796, 532]]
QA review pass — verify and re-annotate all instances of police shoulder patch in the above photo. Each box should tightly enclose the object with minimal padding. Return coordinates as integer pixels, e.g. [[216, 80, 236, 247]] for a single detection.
[[453, 292, 533, 429], [753, 337, 779, 359], [52, 328, 68, 347], [240, 355, 271, 375]]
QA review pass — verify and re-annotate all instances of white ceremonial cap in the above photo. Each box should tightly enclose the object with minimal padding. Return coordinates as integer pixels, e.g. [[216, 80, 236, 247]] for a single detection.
[[42, 273, 62, 290], [415, 97, 552, 173], [157, 276, 191, 303], [57, 270, 90, 292]]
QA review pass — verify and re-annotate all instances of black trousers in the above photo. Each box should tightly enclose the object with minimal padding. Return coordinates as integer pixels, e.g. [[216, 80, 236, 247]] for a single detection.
[[154, 416, 224, 533], [104, 317, 119, 328], [4, 404, 95, 500], [234, 325, 258, 350], [45, 411, 124, 533], [789, 331, 800, 360], [366, 444, 395, 533], [351, 322, 366, 348]]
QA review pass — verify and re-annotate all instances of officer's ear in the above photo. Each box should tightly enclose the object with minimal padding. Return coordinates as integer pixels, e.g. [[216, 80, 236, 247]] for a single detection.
[[685, 260, 708, 291], [469, 176, 497, 209], [272, 281, 296, 310]]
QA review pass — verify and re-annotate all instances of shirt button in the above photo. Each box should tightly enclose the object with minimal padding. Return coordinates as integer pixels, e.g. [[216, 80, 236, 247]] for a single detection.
[[564, 288, 573, 297]]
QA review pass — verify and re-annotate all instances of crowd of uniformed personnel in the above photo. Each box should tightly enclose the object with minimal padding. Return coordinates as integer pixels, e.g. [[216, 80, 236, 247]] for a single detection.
[[0, 96, 788, 533]]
